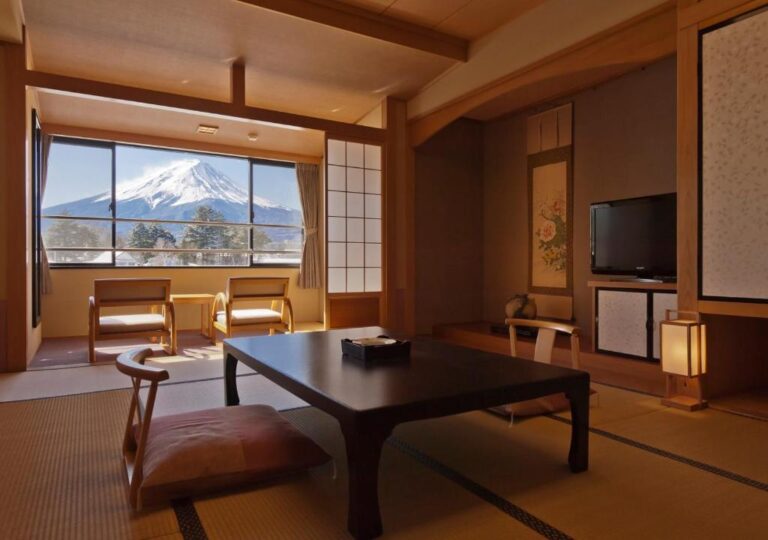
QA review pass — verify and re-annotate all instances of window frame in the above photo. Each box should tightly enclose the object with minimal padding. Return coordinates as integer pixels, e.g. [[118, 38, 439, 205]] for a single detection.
[[39, 136, 303, 269]]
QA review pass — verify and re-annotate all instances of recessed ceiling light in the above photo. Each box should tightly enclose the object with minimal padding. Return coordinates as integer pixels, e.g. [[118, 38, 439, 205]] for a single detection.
[[247, 132, 259, 141], [196, 124, 219, 135]]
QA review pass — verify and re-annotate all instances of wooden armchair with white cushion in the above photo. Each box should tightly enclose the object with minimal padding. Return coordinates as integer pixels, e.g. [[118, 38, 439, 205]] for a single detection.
[[117, 348, 330, 509], [495, 318, 597, 422], [211, 277, 294, 342], [88, 278, 176, 363]]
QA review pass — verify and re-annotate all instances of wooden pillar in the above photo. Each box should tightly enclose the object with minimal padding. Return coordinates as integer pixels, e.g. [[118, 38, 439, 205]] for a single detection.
[[382, 97, 415, 334], [1, 35, 28, 371]]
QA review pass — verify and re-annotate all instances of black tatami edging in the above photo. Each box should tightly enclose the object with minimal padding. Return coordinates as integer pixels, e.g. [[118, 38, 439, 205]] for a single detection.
[[388, 436, 573, 540], [172, 498, 209, 540], [547, 414, 768, 493]]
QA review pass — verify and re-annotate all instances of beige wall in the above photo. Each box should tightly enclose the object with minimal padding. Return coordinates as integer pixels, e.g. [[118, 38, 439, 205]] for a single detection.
[[42, 267, 322, 338], [483, 57, 677, 337], [415, 118, 484, 334]]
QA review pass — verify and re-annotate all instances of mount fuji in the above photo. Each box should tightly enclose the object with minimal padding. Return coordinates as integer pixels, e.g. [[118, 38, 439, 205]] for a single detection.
[[43, 159, 302, 227]]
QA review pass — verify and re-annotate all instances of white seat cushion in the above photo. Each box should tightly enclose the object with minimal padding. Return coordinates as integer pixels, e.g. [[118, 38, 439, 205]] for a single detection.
[[99, 313, 166, 334], [217, 308, 282, 326]]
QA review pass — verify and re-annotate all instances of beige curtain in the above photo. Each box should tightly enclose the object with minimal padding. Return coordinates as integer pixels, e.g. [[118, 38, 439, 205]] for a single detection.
[[296, 163, 321, 289], [40, 133, 54, 294]]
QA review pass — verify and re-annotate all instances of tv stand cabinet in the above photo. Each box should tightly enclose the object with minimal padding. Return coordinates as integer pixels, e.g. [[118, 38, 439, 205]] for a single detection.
[[588, 280, 677, 361]]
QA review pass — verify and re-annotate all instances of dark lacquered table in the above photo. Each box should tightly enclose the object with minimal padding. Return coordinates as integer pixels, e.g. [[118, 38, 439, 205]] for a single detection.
[[223, 327, 590, 539]]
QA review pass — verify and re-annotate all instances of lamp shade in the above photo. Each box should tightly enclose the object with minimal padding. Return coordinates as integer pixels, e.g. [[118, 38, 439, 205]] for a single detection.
[[660, 319, 707, 377]]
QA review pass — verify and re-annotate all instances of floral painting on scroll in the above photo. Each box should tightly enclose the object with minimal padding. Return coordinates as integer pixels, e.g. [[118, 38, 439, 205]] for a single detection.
[[530, 161, 569, 291]]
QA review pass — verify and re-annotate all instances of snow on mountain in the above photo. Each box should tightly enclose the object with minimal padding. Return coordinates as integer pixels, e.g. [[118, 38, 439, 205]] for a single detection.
[[44, 159, 302, 228]]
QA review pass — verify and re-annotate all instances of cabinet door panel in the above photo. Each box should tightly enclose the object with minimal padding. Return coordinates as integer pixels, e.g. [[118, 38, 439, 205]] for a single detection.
[[597, 290, 647, 358]]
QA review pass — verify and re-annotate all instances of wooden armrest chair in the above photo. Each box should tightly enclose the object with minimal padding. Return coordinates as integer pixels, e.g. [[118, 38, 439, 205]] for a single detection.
[[496, 318, 597, 422], [117, 348, 330, 510], [211, 277, 294, 343], [88, 278, 176, 363]]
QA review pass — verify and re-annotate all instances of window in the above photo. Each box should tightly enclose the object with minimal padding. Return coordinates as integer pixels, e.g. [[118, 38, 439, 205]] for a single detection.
[[326, 139, 382, 293], [40, 137, 303, 267]]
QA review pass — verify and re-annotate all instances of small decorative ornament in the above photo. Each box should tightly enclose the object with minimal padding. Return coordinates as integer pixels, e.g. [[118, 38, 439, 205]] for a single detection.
[[505, 294, 537, 320]]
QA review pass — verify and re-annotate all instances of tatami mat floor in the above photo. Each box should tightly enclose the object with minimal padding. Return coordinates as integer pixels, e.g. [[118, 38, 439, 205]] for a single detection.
[[2, 339, 767, 539]]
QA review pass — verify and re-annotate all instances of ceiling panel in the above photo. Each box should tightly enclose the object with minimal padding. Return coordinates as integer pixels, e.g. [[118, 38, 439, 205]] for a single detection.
[[383, 0, 472, 28], [23, 0, 456, 123], [437, 0, 547, 40], [37, 92, 326, 158]]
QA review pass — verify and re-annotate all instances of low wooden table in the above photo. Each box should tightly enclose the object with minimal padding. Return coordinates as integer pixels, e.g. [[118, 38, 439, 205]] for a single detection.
[[171, 294, 214, 338], [223, 327, 590, 540]]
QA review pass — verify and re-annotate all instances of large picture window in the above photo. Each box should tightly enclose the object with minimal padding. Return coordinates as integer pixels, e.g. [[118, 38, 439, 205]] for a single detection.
[[40, 137, 303, 267]]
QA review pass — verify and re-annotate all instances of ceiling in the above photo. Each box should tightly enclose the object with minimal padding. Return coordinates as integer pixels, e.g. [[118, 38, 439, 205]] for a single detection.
[[22, 0, 545, 125], [337, 0, 545, 40], [37, 91, 326, 158]]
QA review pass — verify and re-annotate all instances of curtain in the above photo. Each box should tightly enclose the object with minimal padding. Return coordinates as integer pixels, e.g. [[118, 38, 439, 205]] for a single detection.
[[296, 163, 321, 289], [40, 133, 54, 294]]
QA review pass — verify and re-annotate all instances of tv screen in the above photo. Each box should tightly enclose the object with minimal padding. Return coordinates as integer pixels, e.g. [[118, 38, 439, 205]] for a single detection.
[[590, 193, 676, 278]]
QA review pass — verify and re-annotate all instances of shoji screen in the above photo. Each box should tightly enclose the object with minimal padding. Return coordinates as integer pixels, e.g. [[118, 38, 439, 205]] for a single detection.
[[701, 8, 768, 301], [326, 139, 382, 293]]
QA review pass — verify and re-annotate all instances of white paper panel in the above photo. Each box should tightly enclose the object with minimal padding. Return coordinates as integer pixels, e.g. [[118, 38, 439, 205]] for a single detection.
[[365, 170, 381, 194], [701, 10, 768, 300], [364, 144, 381, 170], [327, 140, 346, 166], [347, 168, 364, 193], [327, 165, 346, 191], [365, 243, 381, 268], [365, 194, 381, 219], [347, 193, 364, 218], [347, 143, 364, 168], [328, 268, 346, 293], [347, 218, 364, 242], [347, 243, 364, 267], [327, 191, 346, 217], [328, 217, 346, 242], [365, 219, 381, 243], [365, 268, 382, 292], [347, 268, 364, 292], [597, 290, 647, 358], [328, 242, 346, 267], [652, 292, 677, 360]]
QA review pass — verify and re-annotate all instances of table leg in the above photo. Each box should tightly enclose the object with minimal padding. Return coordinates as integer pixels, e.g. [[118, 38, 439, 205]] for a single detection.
[[566, 383, 590, 472], [341, 422, 392, 540], [224, 352, 240, 406]]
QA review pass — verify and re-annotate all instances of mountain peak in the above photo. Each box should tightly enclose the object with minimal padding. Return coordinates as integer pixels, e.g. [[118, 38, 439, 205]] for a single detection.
[[115, 158, 249, 208]]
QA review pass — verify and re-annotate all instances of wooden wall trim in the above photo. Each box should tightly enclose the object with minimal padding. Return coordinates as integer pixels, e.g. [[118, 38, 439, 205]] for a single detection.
[[41, 123, 323, 164], [408, 1, 676, 147], [2, 39, 27, 371], [236, 0, 468, 61], [24, 70, 386, 142], [678, 0, 767, 29]]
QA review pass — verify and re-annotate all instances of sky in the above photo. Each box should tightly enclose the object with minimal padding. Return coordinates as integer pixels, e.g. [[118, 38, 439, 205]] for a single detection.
[[42, 141, 301, 210]]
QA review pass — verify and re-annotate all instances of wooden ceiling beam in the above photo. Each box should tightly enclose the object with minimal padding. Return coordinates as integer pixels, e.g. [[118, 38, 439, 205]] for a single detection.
[[231, 60, 246, 107], [24, 69, 386, 141], [236, 0, 468, 61]]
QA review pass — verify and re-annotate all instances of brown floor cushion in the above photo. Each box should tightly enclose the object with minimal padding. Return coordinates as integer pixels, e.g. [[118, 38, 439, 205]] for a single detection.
[[490, 389, 598, 418], [135, 404, 330, 506]]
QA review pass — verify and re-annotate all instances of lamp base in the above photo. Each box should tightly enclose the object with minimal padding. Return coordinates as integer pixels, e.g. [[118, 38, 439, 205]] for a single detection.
[[661, 395, 708, 412]]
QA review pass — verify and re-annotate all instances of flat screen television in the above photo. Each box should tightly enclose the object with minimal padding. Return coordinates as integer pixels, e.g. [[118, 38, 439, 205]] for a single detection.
[[590, 193, 676, 279]]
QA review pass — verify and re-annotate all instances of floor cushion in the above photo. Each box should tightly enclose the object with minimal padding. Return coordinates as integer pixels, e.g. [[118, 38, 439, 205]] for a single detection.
[[136, 404, 330, 506], [490, 388, 598, 418]]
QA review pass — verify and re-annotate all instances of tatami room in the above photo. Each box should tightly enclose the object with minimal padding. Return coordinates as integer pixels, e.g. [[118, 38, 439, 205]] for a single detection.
[[1, 1, 768, 539]]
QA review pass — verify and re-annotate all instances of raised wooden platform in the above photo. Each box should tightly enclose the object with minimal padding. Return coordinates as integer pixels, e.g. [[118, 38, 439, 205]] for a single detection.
[[434, 322, 666, 396]]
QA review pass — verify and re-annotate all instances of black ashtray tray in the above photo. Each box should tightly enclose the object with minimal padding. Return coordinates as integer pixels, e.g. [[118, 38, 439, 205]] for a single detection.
[[341, 335, 411, 364]]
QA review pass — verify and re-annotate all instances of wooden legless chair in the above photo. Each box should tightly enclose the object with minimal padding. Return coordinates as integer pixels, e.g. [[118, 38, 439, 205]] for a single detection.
[[211, 277, 294, 343], [499, 318, 596, 422], [117, 348, 331, 510], [88, 278, 176, 363]]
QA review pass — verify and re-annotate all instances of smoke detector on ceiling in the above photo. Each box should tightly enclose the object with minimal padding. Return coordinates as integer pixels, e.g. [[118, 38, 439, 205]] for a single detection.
[[196, 124, 219, 135]]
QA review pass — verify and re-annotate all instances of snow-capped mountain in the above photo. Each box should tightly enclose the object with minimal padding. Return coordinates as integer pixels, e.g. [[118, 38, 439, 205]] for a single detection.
[[43, 159, 302, 227]]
